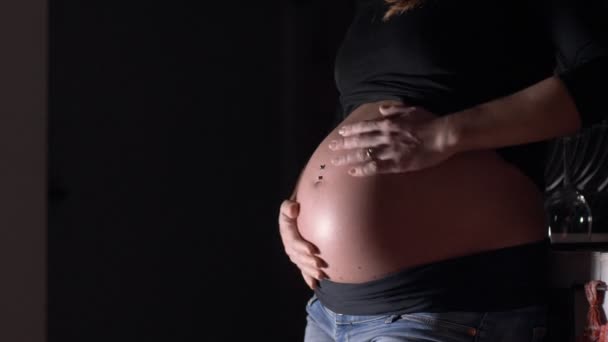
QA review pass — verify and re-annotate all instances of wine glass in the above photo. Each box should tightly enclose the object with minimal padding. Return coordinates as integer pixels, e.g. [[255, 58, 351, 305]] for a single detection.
[[544, 135, 593, 243]]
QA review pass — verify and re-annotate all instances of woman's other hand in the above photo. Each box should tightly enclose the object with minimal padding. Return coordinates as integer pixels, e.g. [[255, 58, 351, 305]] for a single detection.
[[329, 104, 457, 176], [278, 199, 327, 289]]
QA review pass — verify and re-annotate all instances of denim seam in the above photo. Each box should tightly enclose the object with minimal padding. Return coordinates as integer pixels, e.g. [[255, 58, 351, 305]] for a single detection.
[[306, 295, 317, 308], [335, 315, 391, 325], [399, 313, 478, 336]]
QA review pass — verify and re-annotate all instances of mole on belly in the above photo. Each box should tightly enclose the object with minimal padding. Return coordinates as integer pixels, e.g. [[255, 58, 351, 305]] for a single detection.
[[313, 175, 324, 186], [313, 164, 326, 186]]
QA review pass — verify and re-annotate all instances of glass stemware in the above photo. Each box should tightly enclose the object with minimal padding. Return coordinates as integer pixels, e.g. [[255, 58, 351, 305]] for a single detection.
[[544, 135, 594, 243]]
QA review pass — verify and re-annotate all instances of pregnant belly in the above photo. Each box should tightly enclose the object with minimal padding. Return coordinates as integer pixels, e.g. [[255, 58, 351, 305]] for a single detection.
[[295, 100, 547, 283]]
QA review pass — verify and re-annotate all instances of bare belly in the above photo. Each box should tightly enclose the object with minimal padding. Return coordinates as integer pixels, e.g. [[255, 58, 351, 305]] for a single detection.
[[295, 100, 547, 283]]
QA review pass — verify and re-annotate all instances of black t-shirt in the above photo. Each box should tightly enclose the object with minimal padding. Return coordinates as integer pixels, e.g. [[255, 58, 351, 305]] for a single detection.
[[333, 0, 608, 192]]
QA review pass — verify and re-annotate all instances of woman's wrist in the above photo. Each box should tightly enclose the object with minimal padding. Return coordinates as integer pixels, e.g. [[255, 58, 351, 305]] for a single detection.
[[431, 113, 466, 156]]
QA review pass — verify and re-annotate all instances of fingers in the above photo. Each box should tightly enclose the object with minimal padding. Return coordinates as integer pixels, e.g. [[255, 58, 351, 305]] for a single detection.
[[288, 249, 328, 282], [302, 271, 319, 290], [329, 132, 390, 151], [292, 238, 320, 256], [279, 198, 329, 287], [285, 240, 328, 281], [279, 201, 320, 258], [348, 160, 379, 176], [280, 199, 299, 219], [347, 150, 419, 176], [338, 119, 385, 137], [278, 207, 298, 236], [331, 145, 389, 166], [296, 252, 327, 269], [286, 245, 326, 273], [337, 118, 401, 138], [330, 125, 420, 153], [279, 219, 318, 256], [331, 147, 372, 166], [348, 159, 400, 177], [278, 201, 303, 239], [299, 262, 328, 281], [331, 134, 420, 167]]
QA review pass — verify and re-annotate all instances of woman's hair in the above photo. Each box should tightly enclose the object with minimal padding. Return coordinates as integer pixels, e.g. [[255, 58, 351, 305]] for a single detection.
[[383, 0, 422, 21]]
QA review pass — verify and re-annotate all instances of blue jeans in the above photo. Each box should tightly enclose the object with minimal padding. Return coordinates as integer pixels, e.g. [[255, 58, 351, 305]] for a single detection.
[[304, 295, 547, 342]]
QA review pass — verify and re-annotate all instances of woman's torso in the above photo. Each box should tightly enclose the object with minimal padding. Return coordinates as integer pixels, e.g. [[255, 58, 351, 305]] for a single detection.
[[294, 0, 556, 283], [296, 101, 547, 283]]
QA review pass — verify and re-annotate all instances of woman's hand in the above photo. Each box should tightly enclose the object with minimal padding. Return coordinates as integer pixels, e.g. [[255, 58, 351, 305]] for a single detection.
[[278, 199, 328, 289], [328, 104, 457, 176]]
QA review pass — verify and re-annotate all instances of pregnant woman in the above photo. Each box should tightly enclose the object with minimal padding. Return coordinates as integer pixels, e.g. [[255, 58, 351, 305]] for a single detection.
[[279, 0, 608, 340]]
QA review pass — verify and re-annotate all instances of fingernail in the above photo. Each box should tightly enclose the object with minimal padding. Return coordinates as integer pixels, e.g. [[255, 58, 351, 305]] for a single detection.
[[338, 127, 346, 135]]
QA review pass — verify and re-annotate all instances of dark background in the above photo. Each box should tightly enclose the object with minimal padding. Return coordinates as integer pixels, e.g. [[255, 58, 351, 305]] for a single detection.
[[49, 1, 354, 341]]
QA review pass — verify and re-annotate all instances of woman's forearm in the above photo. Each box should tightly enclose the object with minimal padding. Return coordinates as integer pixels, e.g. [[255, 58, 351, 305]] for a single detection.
[[443, 75, 583, 155]]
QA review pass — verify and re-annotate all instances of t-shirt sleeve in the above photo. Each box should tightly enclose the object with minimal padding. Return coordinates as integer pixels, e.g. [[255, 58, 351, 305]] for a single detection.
[[542, 0, 608, 128]]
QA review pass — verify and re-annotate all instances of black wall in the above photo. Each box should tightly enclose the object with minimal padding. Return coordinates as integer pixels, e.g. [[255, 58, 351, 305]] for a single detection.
[[50, 1, 353, 341]]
